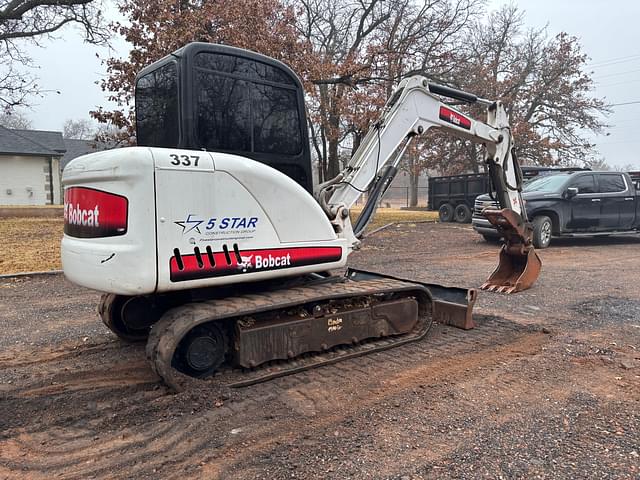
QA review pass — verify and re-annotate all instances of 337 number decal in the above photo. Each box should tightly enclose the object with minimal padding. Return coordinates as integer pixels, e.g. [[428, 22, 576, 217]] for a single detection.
[[169, 154, 200, 167]]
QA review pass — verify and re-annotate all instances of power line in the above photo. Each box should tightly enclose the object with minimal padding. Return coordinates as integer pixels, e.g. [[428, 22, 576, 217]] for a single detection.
[[596, 78, 640, 88], [587, 53, 640, 67], [606, 115, 640, 122], [596, 139, 640, 145], [601, 125, 636, 131], [593, 68, 640, 80], [593, 58, 640, 69], [611, 100, 640, 106]]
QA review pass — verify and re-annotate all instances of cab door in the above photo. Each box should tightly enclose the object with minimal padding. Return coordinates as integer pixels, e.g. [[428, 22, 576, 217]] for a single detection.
[[566, 174, 600, 231], [597, 173, 634, 229]]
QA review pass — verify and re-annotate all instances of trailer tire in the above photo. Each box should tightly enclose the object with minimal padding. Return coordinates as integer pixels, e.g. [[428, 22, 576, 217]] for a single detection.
[[454, 204, 472, 223], [438, 203, 454, 222], [532, 215, 553, 249]]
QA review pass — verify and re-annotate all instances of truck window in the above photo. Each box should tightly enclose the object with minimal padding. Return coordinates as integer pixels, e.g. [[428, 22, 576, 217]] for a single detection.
[[523, 173, 571, 193], [568, 174, 596, 194], [598, 174, 626, 193]]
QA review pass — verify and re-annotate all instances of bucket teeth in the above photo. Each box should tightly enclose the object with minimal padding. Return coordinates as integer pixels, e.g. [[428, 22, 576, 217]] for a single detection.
[[481, 208, 542, 294]]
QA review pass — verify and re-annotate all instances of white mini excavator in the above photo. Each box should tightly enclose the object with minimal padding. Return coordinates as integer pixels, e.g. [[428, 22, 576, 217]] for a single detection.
[[62, 43, 541, 390]]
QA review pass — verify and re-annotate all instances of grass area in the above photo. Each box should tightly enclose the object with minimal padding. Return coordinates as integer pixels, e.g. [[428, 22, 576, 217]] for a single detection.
[[0, 218, 63, 274], [1, 205, 63, 209], [351, 207, 438, 231], [0, 208, 437, 274]]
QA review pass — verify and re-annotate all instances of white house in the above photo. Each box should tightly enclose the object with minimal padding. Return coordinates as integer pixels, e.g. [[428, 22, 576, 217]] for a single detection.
[[0, 126, 103, 205], [0, 126, 66, 205]]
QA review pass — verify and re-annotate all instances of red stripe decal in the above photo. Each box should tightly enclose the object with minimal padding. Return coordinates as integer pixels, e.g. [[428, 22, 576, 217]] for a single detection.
[[64, 187, 128, 238], [439, 106, 471, 130], [170, 246, 343, 282]]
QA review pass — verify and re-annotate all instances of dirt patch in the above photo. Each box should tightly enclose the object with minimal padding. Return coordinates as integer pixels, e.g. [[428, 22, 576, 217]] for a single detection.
[[1, 223, 639, 479]]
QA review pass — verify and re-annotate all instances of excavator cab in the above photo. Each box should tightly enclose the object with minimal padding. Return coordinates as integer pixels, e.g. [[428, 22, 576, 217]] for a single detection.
[[134, 43, 314, 193]]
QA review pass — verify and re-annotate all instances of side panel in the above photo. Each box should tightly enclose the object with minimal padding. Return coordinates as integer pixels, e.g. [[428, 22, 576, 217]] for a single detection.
[[154, 150, 348, 292], [567, 196, 600, 231], [61, 148, 157, 295], [212, 153, 336, 243]]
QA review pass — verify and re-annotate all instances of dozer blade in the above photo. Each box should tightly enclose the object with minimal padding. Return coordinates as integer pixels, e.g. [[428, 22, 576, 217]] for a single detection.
[[480, 208, 542, 294]]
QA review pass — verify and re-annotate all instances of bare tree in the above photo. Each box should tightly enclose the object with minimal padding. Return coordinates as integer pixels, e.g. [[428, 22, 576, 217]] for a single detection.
[[432, 5, 610, 172], [584, 157, 610, 171], [62, 118, 94, 139], [0, 0, 110, 111], [92, 0, 304, 140], [295, 0, 481, 182], [0, 108, 31, 128]]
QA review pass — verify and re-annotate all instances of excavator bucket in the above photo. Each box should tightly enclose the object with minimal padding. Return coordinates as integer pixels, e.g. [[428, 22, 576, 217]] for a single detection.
[[480, 208, 542, 294]]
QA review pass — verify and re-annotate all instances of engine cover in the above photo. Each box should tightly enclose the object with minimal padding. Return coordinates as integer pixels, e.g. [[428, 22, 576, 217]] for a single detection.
[[62, 147, 349, 295]]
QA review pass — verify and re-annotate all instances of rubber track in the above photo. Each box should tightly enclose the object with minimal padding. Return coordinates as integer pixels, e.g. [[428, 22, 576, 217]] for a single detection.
[[98, 294, 148, 342], [145, 278, 433, 391]]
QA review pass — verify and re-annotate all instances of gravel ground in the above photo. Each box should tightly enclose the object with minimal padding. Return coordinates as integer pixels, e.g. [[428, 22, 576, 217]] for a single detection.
[[0, 223, 638, 479]]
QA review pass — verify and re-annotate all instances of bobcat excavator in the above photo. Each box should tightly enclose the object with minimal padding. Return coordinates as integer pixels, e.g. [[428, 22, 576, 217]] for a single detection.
[[62, 43, 541, 390]]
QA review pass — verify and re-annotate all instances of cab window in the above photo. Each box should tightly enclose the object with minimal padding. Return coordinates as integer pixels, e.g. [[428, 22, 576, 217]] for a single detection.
[[194, 52, 302, 156], [135, 62, 179, 147], [597, 174, 626, 193], [568, 174, 596, 194]]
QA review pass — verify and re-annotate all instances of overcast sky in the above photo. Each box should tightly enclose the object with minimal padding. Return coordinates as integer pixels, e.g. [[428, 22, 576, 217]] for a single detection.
[[20, 0, 640, 169]]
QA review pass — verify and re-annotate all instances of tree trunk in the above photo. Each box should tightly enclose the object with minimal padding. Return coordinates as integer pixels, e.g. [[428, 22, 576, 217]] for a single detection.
[[409, 171, 419, 207], [326, 87, 343, 179], [328, 137, 340, 178], [351, 131, 362, 157], [407, 154, 419, 207]]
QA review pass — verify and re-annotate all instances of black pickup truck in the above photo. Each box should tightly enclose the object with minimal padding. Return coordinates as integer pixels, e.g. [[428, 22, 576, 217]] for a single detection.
[[428, 167, 588, 223], [472, 171, 640, 248]]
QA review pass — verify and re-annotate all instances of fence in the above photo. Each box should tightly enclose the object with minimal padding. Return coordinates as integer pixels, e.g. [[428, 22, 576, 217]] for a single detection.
[[353, 186, 430, 209]]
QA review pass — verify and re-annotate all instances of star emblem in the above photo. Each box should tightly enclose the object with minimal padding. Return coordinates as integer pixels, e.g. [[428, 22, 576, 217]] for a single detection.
[[174, 214, 204, 235]]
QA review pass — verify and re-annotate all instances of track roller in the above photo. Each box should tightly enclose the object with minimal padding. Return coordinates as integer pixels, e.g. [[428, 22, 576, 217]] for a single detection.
[[171, 323, 228, 378]]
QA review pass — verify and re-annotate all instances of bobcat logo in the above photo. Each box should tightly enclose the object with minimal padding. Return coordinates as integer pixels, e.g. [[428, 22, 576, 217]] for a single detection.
[[239, 255, 254, 272]]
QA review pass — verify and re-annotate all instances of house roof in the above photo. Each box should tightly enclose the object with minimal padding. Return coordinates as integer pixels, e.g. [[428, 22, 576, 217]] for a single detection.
[[0, 126, 66, 157], [61, 138, 100, 170]]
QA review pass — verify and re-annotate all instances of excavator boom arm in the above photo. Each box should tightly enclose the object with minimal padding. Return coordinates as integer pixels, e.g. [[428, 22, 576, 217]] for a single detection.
[[318, 75, 541, 293], [322, 76, 522, 217]]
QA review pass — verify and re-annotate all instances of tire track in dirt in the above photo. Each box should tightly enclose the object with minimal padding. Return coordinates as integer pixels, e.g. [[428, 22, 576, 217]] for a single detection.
[[212, 328, 551, 479], [0, 315, 548, 479]]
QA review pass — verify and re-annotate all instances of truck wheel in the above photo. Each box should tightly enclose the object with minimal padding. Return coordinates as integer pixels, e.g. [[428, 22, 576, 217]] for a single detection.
[[454, 204, 472, 223], [532, 215, 553, 249], [438, 203, 454, 222]]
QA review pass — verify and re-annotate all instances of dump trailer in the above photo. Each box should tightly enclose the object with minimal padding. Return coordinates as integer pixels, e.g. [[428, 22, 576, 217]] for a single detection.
[[428, 173, 489, 223], [62, 43, 540, 390]]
